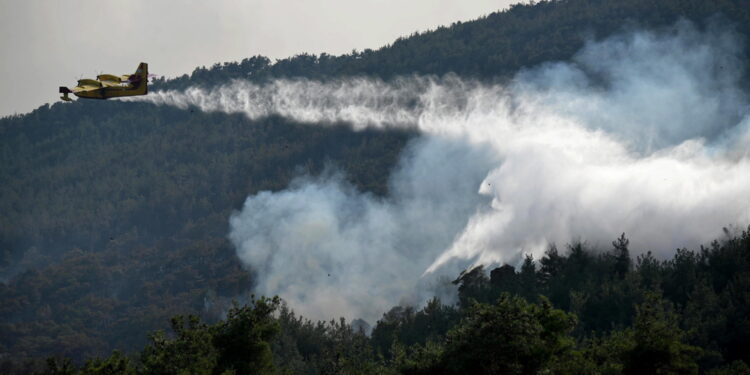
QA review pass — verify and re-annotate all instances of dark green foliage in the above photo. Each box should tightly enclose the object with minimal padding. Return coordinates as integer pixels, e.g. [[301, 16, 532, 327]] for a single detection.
[[78, 352, 136, 375], [212, 298, 280, 375], [612, 233, 631, 279], [272, 303, 392, 375], [437, 294, 576, 375], [38, 298, 280, 375], [451, 266, 491, 308], [370, 298, 459, 360], [40, 358, 77, 375], [708, 361, 750, 375], [24, 227, 750, 374], [623, 293, 701, 374], [446, 229, 750, 373], [140, 316, 220, 375]]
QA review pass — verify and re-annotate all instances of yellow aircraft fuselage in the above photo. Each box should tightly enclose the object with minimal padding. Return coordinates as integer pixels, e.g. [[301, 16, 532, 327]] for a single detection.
[[60, 63, 148, 101]]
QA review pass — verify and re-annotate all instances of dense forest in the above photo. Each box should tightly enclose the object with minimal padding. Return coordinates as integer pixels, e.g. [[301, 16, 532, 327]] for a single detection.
[[2, 0, 750, 373], [31, 229, 750, 374]]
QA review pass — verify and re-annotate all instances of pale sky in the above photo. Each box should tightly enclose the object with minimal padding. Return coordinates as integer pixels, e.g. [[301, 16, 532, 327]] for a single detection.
[[0, 0, 516, 117]]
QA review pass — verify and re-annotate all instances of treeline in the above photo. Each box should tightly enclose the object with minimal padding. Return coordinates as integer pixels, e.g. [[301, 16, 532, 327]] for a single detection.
[[24, 228, 750, 374], [158, 0, 750, 91]]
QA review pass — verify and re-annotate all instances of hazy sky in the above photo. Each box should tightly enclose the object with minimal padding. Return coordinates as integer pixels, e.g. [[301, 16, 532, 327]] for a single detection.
[[0, 0, 515, 117]]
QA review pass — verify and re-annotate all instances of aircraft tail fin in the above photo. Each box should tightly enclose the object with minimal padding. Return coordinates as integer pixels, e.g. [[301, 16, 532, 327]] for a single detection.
[[134, 62, 148, 79], [128, 62, 149, 94]]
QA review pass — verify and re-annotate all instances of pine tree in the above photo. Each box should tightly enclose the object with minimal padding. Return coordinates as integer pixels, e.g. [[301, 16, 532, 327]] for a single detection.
[[613, 233, 631, 279]]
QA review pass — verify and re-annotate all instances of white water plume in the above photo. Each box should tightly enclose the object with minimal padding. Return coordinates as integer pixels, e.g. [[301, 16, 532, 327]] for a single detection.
[[138, 21, 750, 322]]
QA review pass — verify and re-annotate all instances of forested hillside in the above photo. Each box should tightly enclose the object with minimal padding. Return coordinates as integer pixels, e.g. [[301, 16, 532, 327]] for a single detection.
[[2, 0, 750, 373], [160, 0, 750, 89], [0, 103, 409, 368], [32, 230, 750, 374]]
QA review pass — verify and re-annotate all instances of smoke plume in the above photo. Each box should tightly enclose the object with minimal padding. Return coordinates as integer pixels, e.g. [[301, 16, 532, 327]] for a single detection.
[[136, 21, 750, 323]]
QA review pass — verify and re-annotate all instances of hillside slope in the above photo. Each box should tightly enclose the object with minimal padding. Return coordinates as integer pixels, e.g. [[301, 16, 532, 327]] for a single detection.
[[161, 0, 750, 89], [2, 0, 750, 367]]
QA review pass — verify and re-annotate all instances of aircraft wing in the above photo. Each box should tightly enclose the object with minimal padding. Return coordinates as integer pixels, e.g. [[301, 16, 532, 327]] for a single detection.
[[72, 85, 101, 93], [100, 80, 120, 88], [72, 78, 102, 93]]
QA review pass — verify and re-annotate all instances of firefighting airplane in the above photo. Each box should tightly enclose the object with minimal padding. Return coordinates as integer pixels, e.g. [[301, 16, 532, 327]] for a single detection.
[[59, 62, 149, 101]]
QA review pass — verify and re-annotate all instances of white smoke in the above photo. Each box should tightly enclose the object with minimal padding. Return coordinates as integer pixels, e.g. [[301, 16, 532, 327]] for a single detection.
[[228, 138, 497, 322], [135, 21, 750, 322]]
